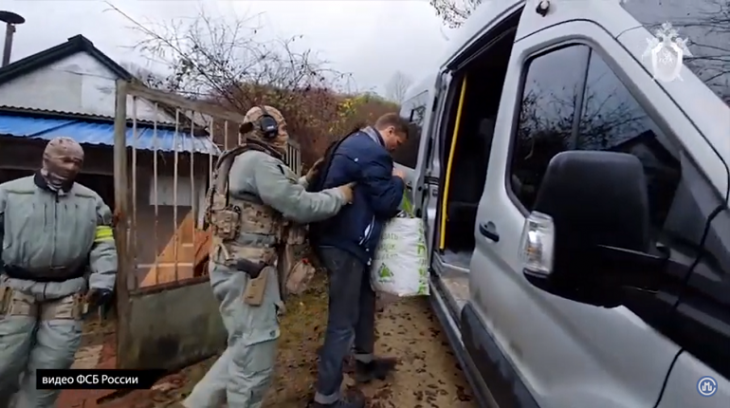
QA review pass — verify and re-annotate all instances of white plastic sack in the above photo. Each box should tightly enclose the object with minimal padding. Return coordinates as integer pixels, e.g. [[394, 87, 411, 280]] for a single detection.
[[371, 214, 429, 297]]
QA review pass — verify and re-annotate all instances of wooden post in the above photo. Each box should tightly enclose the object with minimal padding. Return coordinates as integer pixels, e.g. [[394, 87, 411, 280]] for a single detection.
[[113, 79, 131, 369]]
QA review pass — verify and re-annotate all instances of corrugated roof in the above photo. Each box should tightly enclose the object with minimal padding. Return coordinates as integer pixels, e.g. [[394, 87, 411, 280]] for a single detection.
[[0, 115, 220, 155], [0, 105, 172, 125]]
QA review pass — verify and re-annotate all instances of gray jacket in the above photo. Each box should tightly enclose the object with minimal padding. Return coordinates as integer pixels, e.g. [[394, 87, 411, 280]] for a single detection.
[[0, 175, 117, 300], [229, 150, 347, 223]]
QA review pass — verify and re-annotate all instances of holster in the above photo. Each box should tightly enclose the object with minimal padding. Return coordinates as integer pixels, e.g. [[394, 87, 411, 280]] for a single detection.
[[233, 258, 267, 279], [242, 266, 271, 306]]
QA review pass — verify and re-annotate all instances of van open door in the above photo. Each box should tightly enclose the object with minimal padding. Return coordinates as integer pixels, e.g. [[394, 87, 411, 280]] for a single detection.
[[396, 71, 446, 252], [413, 72, 450, 260]]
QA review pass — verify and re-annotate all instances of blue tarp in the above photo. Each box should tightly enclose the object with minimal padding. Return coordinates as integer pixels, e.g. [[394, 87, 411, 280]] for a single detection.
[[0, 114, 220, 155]]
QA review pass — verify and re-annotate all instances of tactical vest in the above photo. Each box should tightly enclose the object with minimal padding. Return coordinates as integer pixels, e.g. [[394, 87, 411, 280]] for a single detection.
[[205, 140, 316, 299]]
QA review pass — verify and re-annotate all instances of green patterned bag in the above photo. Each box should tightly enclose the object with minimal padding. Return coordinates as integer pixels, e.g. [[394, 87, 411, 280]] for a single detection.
[[370, 210, 429, 297]]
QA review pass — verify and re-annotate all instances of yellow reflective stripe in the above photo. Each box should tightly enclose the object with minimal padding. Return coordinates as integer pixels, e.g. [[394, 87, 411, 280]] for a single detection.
[[94, 226, 114, 242]]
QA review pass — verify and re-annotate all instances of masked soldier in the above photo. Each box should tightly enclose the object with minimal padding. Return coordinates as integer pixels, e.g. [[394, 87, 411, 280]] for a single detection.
[[0, 137, 117, 408], [182, 105, 354, 408]]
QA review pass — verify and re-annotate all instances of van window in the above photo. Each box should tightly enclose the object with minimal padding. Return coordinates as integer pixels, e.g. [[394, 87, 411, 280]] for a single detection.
[[621, 0, 730, 105], [510, 45, 682, 231], [399, 90, 428, 131], [510, 45, 590, 209], [579, 52, 681, 229], [395, 91, 428, 168]]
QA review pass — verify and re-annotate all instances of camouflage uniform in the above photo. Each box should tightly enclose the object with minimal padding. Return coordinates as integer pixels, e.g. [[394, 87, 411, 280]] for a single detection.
[[0, 137, 117, 408], [183, 106, 350, 408]]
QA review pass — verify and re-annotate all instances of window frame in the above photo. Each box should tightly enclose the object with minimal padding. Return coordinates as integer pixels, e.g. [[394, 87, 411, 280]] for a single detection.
[[504, 40, 686, 216], [409, 105, 427, 124], [396, 91, 429, 169], [400, 91, 428, 121]]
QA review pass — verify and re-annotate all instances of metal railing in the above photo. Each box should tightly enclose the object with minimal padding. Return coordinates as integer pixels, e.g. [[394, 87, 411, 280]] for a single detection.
[[112, 79, 302, 369], [114, 81, 302, 293]]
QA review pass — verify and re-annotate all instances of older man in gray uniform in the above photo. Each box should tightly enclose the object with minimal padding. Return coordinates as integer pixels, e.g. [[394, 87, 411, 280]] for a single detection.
[[0, 137, 117, 408], [182, 105, 354, 408]]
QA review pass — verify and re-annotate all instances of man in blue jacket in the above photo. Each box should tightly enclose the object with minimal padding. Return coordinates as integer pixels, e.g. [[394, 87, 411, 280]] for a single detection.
[[310, 113, 409, 408]]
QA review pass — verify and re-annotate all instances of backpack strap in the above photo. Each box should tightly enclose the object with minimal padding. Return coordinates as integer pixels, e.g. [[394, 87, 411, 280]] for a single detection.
[[309, 129, 363, 192]]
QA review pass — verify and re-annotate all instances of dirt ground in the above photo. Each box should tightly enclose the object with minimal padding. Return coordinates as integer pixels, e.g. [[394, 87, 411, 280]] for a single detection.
[[93, 275, 476, 408]]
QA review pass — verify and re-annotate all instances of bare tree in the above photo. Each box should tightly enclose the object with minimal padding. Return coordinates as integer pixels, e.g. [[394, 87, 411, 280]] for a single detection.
[[668, 0, 730, 103], [106, 2, 360, 161], [119, 61, 175, 90], [429, 0, 481, 28], [107, 3, 353, 111], [385, 71, 413, 103]]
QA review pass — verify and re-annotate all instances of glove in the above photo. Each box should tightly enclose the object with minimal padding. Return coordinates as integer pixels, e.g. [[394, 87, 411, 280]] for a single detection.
[[336, 182, 356, 204], [85, 288, 112, 308], [305, 158, 326, 184], [86, 288, 114, 320]]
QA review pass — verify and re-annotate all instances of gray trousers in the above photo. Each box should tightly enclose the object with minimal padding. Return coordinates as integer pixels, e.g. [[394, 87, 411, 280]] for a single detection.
[[0, 303, 83, 408], [183, 262, 281, 408]]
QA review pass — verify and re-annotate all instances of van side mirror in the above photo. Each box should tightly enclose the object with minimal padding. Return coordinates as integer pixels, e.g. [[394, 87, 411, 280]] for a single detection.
[[519, 151, 661, 306]]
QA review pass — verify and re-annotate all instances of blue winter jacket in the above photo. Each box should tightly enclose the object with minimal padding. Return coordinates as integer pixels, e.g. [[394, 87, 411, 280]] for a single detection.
[[311, 127, 405, 266]]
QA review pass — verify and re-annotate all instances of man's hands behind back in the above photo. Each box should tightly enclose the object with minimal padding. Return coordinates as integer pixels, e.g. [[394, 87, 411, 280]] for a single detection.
[[336, 182, 356, 204]]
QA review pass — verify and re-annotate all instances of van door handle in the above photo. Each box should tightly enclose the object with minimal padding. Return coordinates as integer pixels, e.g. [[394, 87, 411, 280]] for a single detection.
[[479, 222, 500, 242]]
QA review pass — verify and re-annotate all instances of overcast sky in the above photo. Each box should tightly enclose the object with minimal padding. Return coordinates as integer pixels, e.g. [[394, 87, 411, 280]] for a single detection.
[[3, 0, 452, 95]]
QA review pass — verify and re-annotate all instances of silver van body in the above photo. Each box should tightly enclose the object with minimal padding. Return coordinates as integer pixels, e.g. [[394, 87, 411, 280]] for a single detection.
[[399, 1, 730, 407]]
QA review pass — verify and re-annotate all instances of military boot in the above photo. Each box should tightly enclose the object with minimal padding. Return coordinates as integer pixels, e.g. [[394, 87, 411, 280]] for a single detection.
[[354, 356, 398, 383]]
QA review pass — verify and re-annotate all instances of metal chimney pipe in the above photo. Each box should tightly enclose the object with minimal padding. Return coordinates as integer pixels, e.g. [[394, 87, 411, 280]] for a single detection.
[[0, 11, 25, 67], [2, 23, 15, 67]]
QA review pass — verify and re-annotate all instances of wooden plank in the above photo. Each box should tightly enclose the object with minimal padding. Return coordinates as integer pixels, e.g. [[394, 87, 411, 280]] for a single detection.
[[125, 82, 244, 124], [139, 211, 208, 287]]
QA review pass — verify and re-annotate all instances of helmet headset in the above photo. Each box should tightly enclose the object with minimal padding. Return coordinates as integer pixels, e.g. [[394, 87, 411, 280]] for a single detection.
[[257, 105, 279, 139]]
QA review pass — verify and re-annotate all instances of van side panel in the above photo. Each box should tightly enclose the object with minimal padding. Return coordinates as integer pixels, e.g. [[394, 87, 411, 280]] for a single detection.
[[461, 303, 540, 408], [469, 18, 681, 408]]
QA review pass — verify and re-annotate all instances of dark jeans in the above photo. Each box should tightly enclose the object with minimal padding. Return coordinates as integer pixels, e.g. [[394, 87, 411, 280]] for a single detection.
[[314, 246, 376, 403]]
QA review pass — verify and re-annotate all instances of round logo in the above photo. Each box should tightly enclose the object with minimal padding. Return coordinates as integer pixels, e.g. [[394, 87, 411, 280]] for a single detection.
[[697, 376, 718, 397]]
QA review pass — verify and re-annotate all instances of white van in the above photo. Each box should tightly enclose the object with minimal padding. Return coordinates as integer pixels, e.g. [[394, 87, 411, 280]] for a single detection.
[[399, 1, 730, 407]]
